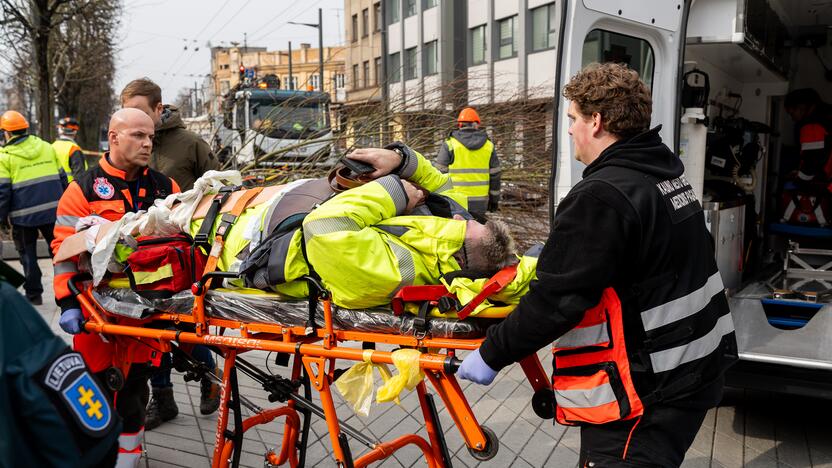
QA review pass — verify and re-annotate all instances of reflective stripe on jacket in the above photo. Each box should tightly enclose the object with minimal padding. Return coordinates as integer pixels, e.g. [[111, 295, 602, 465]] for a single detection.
[[228, 145, 467, 309], [52, 138, 87, 182], [51, 155, 179, 373], [0, 135, 66, 226], [552, 288, 643, 425], [552, 272, 735, 425], [445, 136, 495, 213]]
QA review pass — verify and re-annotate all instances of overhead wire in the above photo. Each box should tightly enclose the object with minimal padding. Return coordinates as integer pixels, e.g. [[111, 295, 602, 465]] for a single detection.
[[250, 0, 325, 44], [163, 0, 236, 89]]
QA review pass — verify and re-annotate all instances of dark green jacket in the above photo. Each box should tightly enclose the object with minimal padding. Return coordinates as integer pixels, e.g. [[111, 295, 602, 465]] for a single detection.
[[152, 105, 218, 191], [0, 262, 119, 467]]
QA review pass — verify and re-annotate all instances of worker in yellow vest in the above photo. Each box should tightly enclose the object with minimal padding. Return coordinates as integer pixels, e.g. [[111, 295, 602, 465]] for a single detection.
[[434, 107, 501, 218], [52, 116, 87, 182]]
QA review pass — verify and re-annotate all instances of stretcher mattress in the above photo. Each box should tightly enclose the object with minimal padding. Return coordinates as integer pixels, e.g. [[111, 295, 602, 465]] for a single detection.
[[92, 287, 491, 339]]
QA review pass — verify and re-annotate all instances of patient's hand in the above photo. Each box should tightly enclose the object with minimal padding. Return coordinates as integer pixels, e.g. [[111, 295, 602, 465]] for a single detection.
[[346, 148, 401, 180], [402, 180, 425, 213]]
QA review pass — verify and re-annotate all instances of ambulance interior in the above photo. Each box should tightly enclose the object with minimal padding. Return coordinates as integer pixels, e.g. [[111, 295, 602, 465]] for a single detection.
[[680, 0, 832, 396]]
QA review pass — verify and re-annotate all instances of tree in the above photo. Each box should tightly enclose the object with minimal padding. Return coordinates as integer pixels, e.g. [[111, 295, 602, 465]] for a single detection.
[[0, 0, 116, 141], [51, 0, 121, 149]]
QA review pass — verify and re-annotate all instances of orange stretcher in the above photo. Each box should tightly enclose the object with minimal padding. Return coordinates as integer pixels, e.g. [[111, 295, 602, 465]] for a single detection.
[[69, 269, 552, 468]]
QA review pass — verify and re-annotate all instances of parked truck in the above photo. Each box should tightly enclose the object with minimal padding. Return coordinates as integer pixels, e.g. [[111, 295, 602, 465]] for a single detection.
[[216, 74, 335, 169]]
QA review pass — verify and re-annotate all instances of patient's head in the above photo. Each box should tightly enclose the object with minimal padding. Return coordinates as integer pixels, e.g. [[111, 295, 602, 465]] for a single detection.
[[456, 217, 516, 273]]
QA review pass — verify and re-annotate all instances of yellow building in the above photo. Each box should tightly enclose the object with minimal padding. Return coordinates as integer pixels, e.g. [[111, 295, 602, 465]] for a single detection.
[[210, 44, 346, 111]]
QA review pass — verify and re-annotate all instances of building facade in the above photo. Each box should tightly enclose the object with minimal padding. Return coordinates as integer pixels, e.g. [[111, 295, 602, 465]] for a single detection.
[[342, 0, 385, 147], [384, 0, 467, 113], [210, 44, 346, 113]]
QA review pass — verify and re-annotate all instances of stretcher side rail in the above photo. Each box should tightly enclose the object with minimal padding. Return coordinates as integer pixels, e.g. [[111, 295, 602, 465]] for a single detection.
[[69, 273, 553, 467]]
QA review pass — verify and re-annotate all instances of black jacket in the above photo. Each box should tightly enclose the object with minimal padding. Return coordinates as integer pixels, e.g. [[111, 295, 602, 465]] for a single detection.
[[479, 127, 737, 408], [0, 262, 119, 466]]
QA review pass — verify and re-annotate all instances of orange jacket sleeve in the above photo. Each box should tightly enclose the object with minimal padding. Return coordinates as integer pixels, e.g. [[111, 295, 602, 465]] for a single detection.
[[52, 182, 91, 311]]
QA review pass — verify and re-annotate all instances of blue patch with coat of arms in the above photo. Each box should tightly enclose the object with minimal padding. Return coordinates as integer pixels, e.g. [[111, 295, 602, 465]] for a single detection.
[[62, 373, 111, 432], [42, 352, 115, 437]]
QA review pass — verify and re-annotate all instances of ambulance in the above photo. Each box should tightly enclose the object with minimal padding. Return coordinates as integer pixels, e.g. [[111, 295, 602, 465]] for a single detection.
[[551, 0, 832, 397]]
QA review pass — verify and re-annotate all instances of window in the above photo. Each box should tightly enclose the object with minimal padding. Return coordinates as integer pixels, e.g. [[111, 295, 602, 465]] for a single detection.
[[352, 64, 359, 88], [389, 52, 401, 83], [310, 74, 320, 91], [374, 57, 381, 85], [334, 73, 345, 89], [374, 2, 381, 32], [423, 40, 437, 75], [404, 47, 417, 80], [404, 0, 416, 17], [387, 0, 400, 24], [531, 3, 557, 51], [362, 8, 369, 37], [498, 16, 518, 59], [363, 60, 370, 88], [582, 29, 655, 89], [351, 14, 358, 42], [284, 76, 299, 90], [423, 0, 437, 8], [470, 25, 486, 65]]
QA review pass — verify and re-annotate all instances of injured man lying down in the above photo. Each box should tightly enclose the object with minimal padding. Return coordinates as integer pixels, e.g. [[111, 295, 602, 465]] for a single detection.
[[55, 142, 540, 329]]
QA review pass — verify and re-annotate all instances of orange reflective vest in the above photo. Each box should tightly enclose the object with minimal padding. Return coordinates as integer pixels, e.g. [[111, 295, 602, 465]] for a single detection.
[[552, 288, 644, 426]]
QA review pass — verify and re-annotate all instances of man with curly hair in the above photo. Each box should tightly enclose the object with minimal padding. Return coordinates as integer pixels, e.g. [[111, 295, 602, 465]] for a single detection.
[[458, 62, 737, 467]]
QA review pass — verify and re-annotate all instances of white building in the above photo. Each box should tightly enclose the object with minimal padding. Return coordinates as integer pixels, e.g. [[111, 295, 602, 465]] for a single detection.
[[466, 0, 559, 104], [384, 0, 466, 112]]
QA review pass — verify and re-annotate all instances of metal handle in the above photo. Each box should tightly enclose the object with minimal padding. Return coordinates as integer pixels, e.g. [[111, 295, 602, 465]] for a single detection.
[[68, 272, 92, 297], [445, 356, 462, 374]]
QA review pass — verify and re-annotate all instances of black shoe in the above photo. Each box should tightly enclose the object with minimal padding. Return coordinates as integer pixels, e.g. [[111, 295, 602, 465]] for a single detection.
[[145, 387, 178, 430], [27, 295, 42, 305], [199, 368, 222, 415]]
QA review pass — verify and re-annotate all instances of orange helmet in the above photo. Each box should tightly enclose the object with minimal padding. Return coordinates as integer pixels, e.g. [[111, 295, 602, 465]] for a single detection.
[[0, 111, 29, 132], [58, 116, 80, 132], [457, 107, 481, 125]]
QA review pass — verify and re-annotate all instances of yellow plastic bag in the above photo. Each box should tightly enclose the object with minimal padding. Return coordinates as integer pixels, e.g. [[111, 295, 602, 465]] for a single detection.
[[377, 349, 425, 403], [335, 350, 396, 417]]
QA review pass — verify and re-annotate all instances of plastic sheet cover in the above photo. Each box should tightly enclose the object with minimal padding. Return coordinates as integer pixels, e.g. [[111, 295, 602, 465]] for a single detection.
[[93, 287, 489, 339]]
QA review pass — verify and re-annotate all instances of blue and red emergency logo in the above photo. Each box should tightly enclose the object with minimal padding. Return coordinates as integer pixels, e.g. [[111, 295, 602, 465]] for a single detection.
[[42, 352, 115, 436], [93, 177, 115, 199]]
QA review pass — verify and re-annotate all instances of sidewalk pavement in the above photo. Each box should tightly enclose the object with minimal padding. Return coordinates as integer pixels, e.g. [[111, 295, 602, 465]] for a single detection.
[[23, 258, 832, 467]]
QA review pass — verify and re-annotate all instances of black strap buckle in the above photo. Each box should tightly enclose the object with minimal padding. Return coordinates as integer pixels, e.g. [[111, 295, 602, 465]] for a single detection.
[[412, 301, 431, 338], [215, 212, 238, 239]]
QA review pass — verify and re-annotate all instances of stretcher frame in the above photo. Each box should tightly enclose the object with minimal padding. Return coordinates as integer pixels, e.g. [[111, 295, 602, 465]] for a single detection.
[[70, 272, 551, 468]]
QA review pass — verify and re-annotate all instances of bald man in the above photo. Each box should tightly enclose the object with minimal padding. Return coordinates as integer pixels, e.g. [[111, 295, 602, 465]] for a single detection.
[[51, 108, 180, 468]]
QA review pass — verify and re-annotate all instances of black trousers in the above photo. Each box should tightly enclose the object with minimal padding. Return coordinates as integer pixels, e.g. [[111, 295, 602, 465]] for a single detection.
[[578, 404, 707, 467], [11, 223, 54, 298], [97, 363, 152, 433]]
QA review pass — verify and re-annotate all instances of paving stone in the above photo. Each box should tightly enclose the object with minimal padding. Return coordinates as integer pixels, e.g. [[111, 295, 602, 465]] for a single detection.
[[144, 431, 208, 457], [499, 416, 538, 454], [712, 404, 744, 468], [543, 443, 580, 468], [146, 445, 211, 467], [517, 426, 557, 467]]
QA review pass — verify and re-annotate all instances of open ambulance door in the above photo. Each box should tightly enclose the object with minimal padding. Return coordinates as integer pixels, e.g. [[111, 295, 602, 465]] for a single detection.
[[549, 0, 690, 224]]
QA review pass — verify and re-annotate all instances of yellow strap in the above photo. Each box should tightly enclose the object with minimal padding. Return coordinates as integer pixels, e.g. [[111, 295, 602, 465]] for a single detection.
[[132, 264, 173, 285]]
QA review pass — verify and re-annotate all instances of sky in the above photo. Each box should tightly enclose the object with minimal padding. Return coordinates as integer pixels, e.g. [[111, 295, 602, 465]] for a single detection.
[[116, 0, 345, 102]]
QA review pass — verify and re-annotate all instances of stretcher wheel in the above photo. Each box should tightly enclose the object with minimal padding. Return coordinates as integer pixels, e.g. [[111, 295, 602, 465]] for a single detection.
[[467, 425, 499, 461], [103, 367, 124, 392], [532, 388, 555, 420]]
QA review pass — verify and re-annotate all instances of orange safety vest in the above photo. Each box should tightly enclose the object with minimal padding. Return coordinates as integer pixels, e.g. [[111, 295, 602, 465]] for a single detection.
[[551, 288, 644, 426]]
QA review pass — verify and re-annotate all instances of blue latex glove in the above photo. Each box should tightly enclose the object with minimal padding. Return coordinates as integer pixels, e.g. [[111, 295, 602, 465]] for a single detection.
[[59, 308, 84, 334], [457, 348, 497, 385]]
